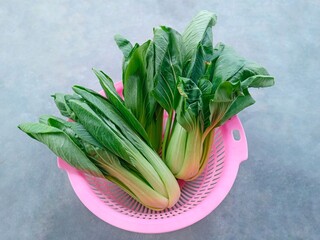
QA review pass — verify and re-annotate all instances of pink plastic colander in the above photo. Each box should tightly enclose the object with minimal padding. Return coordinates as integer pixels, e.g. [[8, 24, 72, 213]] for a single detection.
[[57, 82, 248, 233]]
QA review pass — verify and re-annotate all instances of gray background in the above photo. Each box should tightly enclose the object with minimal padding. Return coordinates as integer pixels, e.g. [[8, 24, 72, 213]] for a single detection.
[[1, 0, 319, 239]]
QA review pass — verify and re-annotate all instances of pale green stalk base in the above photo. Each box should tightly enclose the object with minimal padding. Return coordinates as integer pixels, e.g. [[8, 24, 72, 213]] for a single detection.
[[103, 162, 169, 210], [165, 121, 187, 175], [125, 140, 168, 198], [165, 122, 206, 181], [186, 129, 215, 181], [137, 139, 181, 208], [175, 126, 202, 179]]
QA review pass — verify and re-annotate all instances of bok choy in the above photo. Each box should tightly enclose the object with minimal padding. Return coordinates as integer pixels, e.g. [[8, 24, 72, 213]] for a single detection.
[[157, 11, 275, 180], [19, 75, 181, 210]]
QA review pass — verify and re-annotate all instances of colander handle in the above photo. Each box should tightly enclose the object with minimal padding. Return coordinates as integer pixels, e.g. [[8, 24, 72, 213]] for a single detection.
[[224, 115, 248, 163]]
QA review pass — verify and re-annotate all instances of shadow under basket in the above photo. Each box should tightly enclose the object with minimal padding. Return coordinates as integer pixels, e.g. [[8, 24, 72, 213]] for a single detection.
[[57, 82, 248, 233]]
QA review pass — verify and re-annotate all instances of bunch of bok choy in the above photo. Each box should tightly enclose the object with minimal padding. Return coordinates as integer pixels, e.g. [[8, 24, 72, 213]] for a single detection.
[[19, 10, 274, 211], [157, 12, 274, 180], [18, 74, 180, 210]]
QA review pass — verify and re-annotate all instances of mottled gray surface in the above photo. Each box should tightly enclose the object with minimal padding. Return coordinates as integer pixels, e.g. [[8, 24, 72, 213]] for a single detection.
[[1, 0, 319, 239]]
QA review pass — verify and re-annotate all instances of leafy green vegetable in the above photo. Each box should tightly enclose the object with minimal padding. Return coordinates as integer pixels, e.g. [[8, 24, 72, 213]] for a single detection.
[[18, 122, 103, 178], [161, 12, 274, 181], [20, 73, 182, 210], [150, 26, 184, 158], [65, 95, 180, 207], [25, 115, 174, 210], [115, 38, 163, 152], [92, 69, 152, 146]]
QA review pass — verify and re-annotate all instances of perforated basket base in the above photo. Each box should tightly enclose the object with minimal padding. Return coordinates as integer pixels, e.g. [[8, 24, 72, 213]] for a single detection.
[[58, 115, 248, 233]]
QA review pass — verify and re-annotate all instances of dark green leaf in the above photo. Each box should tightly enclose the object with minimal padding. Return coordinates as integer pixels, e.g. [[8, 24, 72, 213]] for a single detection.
[[241, 75, 275, 88], [182, 10, 217, 63], [209, 43, 275, 126], [211, 43, 274, 89], [42, 115, 104, 148], [67, 98, 133, 163], [175, 77, 202, 131], [92, 69, 123, 102], [209, 81, 239, 125], [114, 35, 139, 81], [92, 70, 151, 145], [219, 89, 256, 125], [120, 39, 164, 151], [122, 41, 152, 124], [72, 85, 152, 147], [152, 26, 183, 112], [184, 25, 215, 83], [114, 34, 133, 60], [51, 93, 77, 119], [198, 78, 214, 129], [211, 43, 245, 92], [18, 123, 103, 177]]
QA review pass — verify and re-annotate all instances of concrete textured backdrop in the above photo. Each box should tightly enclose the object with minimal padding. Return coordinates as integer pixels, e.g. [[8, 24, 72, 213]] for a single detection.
[[1, 0, 319, 239]]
